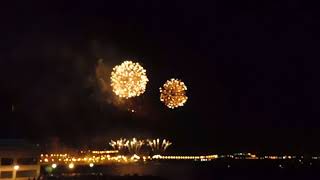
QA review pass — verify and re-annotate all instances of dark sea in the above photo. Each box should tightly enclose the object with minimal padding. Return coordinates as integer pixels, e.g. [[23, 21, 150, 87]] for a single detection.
[[45, 160, 320, 180]]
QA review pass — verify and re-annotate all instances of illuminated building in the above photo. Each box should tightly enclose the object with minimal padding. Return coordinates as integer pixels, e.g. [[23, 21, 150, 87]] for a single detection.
[[0, 140, 40, 180]]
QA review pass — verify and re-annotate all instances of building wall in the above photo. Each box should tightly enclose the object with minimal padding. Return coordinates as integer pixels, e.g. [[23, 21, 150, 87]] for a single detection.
[[0, 151, 40, 180]]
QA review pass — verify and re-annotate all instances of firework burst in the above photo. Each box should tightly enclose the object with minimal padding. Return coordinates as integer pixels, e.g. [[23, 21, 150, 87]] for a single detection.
[[160, 78, 188, 109], [111, 61, 148, 98], [147, 138, 172, 154]]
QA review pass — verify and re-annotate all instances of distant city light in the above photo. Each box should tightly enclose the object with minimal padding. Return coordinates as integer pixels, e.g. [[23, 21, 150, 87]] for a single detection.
[[39, 151, 307, 164], [38, 146, 315, 166], [91, 150, 118, 154]]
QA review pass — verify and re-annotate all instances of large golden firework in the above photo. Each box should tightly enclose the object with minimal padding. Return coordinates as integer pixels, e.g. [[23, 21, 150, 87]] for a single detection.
[[111, 61, 148, 98], [160, 78, 188, 109]]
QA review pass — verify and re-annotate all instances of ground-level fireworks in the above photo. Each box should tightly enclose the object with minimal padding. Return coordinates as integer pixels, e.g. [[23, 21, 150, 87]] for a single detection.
[[160, 78, 188, 109], [109, 138, 129, 154], [110, 61, 149, 98], [109, 138, 172, 155], [126, 138, 144, 154], [146, 139, 172, 154], [109, 138, 144, 155]]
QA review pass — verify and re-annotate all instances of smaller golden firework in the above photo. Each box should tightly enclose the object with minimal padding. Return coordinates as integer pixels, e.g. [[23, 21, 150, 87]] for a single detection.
[[160, 78, 188, 109]]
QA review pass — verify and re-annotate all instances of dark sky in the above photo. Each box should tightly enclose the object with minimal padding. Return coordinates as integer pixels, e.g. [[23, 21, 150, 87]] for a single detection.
[[2, 1, 320, 154]]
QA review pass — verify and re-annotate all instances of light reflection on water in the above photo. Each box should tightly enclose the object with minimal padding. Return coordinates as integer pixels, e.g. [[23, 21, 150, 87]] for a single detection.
[[99, 162, 194, 179], [47, 161, 320, 180]]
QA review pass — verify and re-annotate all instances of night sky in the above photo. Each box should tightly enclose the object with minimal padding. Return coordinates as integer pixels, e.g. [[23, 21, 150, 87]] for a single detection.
[[2, 1, 320, 154]]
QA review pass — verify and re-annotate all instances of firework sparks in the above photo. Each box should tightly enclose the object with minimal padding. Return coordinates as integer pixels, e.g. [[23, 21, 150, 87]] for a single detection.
[[109, 138, 129, 152], [109, 138, 144, 155], [109, 138, 171, 155], [147, 138, 172, 154], [160, 78, 188, 109], [126, 138, 144, 154], [111, 61, 148, 98]]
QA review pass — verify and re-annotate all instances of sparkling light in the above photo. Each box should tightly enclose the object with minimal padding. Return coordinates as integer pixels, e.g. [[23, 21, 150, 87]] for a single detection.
[[147, 138, 172, 154], [126, 138, 144, 154], [109, 138, 129, 153], [89, 163, 94, 167], [111, 61, 148, 98], [14, 165, 19, 170], [109, 138, 144, 155], [160, 78, 188, 109], [52, 164, 57, 168]]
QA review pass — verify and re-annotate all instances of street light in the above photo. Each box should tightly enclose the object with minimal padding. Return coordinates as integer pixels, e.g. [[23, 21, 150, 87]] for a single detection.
[[68, 163, 74, 169], [52, 164, 57, 169]]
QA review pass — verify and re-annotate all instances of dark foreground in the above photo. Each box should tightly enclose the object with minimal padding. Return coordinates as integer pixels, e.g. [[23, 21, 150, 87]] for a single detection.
[[44, 160, 320, 180]]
